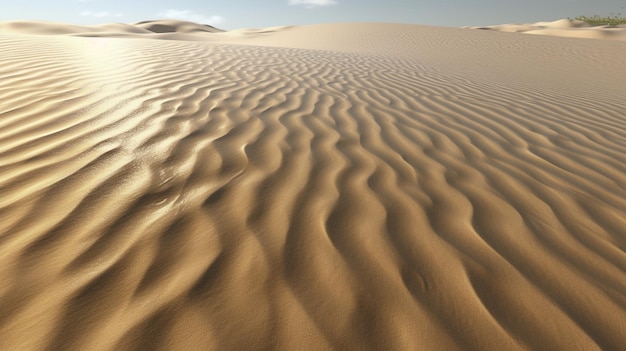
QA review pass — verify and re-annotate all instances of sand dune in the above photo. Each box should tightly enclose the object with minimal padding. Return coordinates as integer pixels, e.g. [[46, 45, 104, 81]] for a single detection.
[[0, 20, 625, 350], [0, 20, 224, 41], [466, 18, 626, 41]]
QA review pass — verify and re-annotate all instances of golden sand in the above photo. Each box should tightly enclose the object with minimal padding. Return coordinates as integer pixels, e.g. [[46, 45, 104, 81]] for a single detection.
[[0, 20, 625, 350]]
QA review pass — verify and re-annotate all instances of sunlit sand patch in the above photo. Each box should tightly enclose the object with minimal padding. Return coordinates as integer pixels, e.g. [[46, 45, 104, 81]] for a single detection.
[[0, 19, 625, 350]]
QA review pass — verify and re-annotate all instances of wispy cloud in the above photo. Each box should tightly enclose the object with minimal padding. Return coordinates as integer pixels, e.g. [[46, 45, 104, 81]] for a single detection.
[[288, 0, 338, 8], [156, 9, 224, 25], [80, 11, 124, 18]]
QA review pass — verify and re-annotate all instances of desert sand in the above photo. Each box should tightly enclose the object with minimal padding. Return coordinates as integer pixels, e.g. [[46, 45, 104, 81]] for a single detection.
[[0, 19, 625, 350], [466, 18, 626, 41]]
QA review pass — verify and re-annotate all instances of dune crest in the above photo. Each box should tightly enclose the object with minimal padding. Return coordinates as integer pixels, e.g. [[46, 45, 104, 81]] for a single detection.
[[466, 18, 626, 40], [0, 20, 625, 350], [134, 20, 224, 33]]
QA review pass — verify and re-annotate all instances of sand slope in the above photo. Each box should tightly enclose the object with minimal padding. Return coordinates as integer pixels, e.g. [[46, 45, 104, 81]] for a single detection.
[[466, 18, 626, 41], [0, 21, 625, 350]]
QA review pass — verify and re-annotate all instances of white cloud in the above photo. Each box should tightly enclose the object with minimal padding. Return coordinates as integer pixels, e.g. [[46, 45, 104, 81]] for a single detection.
[[288, 0, 338, 8], [156, 9, 224, 25], [80, 11, 124, 18]]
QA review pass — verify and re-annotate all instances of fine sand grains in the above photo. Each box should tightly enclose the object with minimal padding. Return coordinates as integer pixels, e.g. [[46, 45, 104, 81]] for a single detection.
[[0, 22, 625, 350]]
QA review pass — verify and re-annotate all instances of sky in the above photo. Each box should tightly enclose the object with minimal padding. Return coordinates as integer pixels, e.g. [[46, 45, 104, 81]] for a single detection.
[[1, 0, 624, 29]]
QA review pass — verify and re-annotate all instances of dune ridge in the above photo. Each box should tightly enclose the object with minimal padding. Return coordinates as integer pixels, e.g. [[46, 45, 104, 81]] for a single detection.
[[466, 18, 626, 41], [4, 18, 626, 42], [1, 21, 625, 350]]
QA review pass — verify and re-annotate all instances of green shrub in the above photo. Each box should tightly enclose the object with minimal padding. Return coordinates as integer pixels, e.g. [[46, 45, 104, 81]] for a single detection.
[[573, 13, 626, 26]]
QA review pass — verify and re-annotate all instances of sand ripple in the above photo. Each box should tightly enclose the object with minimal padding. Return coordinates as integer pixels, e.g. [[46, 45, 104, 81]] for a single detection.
[[0, 25, 625, 350]]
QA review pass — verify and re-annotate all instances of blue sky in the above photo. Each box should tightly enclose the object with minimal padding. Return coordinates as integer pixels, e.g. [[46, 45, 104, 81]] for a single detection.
[[1, 0, 624, 29]]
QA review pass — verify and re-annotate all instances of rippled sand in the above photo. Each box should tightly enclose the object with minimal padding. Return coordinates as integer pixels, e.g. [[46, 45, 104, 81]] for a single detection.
[[0, 20, 625, 350]]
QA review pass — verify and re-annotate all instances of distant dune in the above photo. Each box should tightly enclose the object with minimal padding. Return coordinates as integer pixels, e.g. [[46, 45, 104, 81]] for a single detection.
[[134, 20, 224, 33], [0, 19, 625, 350], [3, 17, 626, 41], [465, 18, 626, 41]]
